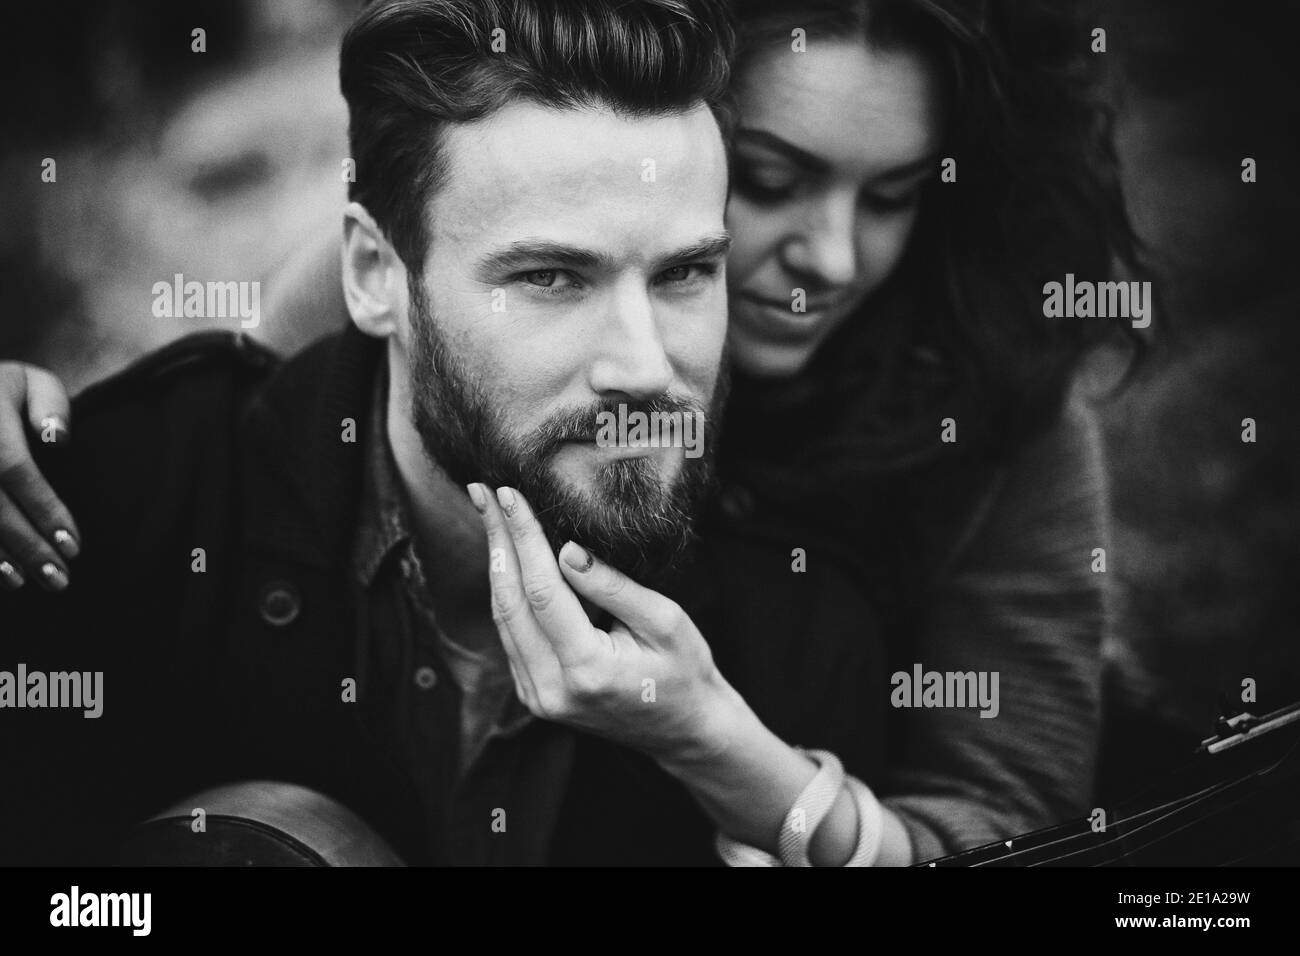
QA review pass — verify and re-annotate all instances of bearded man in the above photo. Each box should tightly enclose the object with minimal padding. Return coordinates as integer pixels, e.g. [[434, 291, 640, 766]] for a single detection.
[[2, 0, 905, 868]]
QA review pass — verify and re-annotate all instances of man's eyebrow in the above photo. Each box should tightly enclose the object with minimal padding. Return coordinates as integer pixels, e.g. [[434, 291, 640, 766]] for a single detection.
[[476, 234, 732, 276], [659, 232, 732, 266], [737, 126, 938, 185], [476, 241, 615, 275]]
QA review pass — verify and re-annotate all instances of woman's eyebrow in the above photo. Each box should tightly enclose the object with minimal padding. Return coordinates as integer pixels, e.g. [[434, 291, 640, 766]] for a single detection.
[[869, 155, 937, 185], [737, 127, 938, 185], [735, 128, 830, 174]]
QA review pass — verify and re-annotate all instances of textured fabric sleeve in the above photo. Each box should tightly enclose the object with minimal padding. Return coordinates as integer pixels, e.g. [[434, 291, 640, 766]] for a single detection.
[[879, 393, 1112, 863]]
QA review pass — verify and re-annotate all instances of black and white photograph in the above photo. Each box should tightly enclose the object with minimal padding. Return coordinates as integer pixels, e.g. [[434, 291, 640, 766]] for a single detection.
[[0, 0, 1296, 934]]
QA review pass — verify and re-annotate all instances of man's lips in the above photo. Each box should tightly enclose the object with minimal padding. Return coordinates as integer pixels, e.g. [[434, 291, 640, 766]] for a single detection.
[[557, 438, 658, 459]]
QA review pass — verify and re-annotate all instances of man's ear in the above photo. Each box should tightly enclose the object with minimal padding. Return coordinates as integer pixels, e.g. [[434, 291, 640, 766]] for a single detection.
[[342, 201, 406, 339]]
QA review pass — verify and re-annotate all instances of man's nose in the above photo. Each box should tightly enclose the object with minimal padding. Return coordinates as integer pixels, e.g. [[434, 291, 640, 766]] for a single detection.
[[780, 190, 859, 288], [587, 281, 674, 400]]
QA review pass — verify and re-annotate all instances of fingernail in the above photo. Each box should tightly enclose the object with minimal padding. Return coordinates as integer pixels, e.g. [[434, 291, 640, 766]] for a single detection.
[[41, 416, 69, 444], [53, 529, 80, 559], [561, 541, 594, 573], [466, 483, 487, 513], [0, 561, 23, 588], [40, 562, 68, 591], [496, 486, 517, 515]]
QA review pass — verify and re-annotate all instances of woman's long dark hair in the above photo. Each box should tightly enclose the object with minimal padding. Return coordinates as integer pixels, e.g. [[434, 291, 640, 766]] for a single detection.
[[720, 0, 1149, 521]]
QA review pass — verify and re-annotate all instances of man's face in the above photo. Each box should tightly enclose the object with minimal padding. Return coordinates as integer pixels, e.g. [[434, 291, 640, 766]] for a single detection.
[[397, 100, 730, 578]]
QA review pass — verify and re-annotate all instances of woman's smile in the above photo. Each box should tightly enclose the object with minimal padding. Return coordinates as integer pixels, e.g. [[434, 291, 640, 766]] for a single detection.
[[732, 289, 854, 344]]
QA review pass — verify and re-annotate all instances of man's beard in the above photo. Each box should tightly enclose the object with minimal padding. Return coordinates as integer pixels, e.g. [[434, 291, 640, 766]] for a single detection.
[[406, 278, 728, 583]]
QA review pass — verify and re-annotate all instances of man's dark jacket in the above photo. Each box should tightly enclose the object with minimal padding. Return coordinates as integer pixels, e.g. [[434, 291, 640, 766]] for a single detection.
[[0, 327, 891, 865]]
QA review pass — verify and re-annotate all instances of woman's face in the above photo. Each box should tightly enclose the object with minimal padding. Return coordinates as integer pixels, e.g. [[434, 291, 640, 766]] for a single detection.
[[726, 37, 943, 378]]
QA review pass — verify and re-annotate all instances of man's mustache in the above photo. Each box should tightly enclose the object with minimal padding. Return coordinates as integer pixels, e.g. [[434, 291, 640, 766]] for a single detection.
[[523, 396, 708, 460]]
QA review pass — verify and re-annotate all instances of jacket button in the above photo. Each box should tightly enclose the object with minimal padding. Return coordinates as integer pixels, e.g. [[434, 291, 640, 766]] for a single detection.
[[414, 666, 438, 690], [259, 582, 302, 627]]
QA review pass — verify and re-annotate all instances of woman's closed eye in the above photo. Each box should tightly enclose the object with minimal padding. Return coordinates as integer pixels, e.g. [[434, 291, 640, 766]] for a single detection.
[[734, 162, 801, 204], [860, 186, 922, 214]]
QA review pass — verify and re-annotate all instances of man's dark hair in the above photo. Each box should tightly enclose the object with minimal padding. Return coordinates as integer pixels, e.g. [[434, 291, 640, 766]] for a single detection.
[[339, 0, 736, 274]]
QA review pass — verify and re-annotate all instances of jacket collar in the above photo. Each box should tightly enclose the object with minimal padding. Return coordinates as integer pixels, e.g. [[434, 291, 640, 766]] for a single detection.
[[240, 323, 384, 570], [352, 358, 418, 588]]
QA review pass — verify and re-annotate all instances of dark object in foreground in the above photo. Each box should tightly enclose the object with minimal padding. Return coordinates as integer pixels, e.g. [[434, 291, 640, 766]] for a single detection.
[[119, 782, 405, 867], [114, 700, 1300, 868], [927, 699, 1300, 866]]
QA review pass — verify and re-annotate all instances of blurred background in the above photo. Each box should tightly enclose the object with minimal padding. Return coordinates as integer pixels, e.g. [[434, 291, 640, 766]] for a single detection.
[[0, 0, 1296, 805]]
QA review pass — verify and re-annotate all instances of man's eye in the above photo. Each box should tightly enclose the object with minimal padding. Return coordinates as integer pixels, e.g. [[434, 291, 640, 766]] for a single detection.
[[518, 270, 581, 294], [657, 264, 715, 286]]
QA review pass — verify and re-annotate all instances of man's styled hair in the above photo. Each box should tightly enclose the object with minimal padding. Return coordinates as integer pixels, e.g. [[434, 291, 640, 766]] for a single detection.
[[339, 0, 736, 273]]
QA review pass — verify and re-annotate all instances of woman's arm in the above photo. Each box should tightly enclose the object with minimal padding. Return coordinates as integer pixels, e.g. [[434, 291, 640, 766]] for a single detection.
[[655, 692, 915, 865], [0, 226, 348, 591], [659, 395, 1112, 865], [881, 392, 1111, 861]]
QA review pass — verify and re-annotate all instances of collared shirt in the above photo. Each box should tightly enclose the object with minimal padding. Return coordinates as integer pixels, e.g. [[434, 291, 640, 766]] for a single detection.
[[350, 364, 575, 865]]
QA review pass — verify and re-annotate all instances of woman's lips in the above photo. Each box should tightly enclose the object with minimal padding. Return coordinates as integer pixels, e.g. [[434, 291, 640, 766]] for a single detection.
[[735, 292, 847, 343]]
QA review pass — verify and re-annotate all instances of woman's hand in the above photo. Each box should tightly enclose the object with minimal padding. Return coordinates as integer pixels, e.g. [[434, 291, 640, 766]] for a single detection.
[[468, 481, 915, 866], [0, 363, 79, 591], [469, 482, 741, 763]]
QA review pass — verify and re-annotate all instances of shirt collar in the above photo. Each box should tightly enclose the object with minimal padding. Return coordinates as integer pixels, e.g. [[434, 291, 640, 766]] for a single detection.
[[350, 360, 537, 741]]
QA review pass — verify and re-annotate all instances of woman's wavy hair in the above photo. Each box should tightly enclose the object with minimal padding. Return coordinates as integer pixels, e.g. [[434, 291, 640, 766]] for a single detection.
[[724, 0, 1150, 483]]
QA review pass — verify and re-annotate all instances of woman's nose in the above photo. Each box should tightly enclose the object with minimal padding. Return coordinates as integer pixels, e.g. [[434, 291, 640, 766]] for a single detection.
[[779, 192, 860, 287]]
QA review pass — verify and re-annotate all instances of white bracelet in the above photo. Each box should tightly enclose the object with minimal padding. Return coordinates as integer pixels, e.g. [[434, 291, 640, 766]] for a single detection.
[[842, 774, 885, 867], [778, 748, 844, 867], [716, 748, 875, 867]]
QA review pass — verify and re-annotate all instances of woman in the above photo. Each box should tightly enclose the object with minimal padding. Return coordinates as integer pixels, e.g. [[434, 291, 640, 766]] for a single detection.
[[0, 0, 1144, 865], [701, 0, 1143, 863]]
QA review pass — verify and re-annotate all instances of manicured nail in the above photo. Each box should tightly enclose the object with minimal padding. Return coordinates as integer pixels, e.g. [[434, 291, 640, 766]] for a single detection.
[[41, 415, 69, 444], [40, 562, 68, 591], [561, 541, 594, 573], [496, 486, 517, 514], [466, 483, 487, 513], [52, 529, 79, 559], [0, 561, 23, 588]]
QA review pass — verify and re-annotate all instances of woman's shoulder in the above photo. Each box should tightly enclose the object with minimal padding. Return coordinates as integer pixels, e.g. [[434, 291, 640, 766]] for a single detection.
[[931, 390, 1110, 579]]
